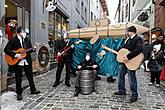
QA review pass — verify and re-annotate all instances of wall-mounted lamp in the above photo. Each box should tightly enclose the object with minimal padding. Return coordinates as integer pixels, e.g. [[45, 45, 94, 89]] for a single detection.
[[5, 5, 8, 8], [137, 7, 152, 22]]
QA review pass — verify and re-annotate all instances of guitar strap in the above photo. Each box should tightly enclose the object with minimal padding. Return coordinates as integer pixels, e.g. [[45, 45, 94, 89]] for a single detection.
[[66, 39, 70, 46]]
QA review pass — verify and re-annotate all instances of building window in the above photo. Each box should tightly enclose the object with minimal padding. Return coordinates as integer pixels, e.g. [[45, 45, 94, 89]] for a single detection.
[[81, 1, 84, 19], [48, 12, 68, 62], [125, 4, 128, 18], [94, 15, 96, 20], [25, 10, 30, 31], [132, 0, 136, 6], [91, 12, 93, 20], [122, 11, 124, 22], [85, 8, 87, 23], [76, 0, 80, 13]]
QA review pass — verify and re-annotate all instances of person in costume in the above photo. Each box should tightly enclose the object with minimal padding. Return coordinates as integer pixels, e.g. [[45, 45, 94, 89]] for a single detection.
[[74, 52, 99, 96]]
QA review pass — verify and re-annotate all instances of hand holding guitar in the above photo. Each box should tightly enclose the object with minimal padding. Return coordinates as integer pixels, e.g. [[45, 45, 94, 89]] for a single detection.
[[5, 43, 44, 65], [56, 40, 82, 62], [123, 56, 128, 63], [15, 54, 22, 59], [101, 45, 144, 70]]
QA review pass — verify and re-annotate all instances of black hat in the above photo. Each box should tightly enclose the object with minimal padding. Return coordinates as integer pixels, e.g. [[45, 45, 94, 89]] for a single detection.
[[127, 26, 137, 33], [17, 26, 24, 33], [158, 33, 165, 38]]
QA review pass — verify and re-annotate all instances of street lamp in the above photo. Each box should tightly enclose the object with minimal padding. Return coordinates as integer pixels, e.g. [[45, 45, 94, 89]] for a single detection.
[[137, 7, 152, 22]]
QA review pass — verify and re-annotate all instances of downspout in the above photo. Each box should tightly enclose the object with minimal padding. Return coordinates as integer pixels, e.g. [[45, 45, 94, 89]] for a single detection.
[[88, 0, 90, 26], [118, 0, 121, 22], [128, 0, 131, 21]]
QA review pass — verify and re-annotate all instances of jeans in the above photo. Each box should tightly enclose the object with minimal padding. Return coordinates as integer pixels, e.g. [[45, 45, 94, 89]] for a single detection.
[[118, 64, 138, 98]]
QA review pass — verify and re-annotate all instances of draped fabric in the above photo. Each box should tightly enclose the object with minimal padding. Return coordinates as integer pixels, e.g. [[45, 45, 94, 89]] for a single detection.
[[70, 36, 123, 77]]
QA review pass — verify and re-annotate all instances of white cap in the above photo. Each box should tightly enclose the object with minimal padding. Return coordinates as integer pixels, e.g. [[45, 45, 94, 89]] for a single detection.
[[153, 44, 161, 53]]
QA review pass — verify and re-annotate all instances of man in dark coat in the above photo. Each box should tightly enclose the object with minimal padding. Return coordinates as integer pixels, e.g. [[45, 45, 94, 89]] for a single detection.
[[53, 32, 74, 87], [4, 26, 40, 101], [114, 26, 143, 103], [74, 52, 99, 96]]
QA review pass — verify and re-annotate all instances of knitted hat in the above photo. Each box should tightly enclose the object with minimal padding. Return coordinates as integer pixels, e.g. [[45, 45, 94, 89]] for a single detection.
[[17, 26, 24, 33], [127, 26, 137, 33]]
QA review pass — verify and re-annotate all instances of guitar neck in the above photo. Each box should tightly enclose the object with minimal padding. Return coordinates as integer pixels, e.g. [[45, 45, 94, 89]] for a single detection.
[[22, 47, 33, 54], [103, 46, 118, 55]]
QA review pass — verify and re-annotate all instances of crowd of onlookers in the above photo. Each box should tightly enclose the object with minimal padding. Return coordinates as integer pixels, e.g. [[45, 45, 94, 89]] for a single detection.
[[143, 33, 165, 87]]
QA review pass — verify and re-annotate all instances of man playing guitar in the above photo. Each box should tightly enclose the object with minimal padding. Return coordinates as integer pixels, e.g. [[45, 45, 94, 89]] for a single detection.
[[4, 26, 40, 101], [53, 31, 74, 87], [114, 26, 143, 103]]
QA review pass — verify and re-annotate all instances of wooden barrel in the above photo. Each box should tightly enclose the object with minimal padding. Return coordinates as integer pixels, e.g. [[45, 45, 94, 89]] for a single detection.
[[80, 70, 94, 95]]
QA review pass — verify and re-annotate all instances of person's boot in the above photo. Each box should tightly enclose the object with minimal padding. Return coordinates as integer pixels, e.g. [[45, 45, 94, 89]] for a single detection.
[[93, 86, 96, 92], [74, 87, 80, 97], [17, 94, 23, 101], [53, 82, 60, 87], [31, 89, 41, 94], [107, 76, 116, 82], [96, 75, 101, 80]]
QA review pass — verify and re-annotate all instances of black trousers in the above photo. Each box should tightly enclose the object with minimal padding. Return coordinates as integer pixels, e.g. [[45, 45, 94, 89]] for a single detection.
[[150, 71, 161, 84], [55, 61, 71, 84], [14, 65, 36, 94]]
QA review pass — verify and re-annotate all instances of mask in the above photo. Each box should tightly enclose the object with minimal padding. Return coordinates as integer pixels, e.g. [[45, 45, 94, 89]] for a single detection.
[[85, 55, 90, 61], [20, 32, 26, 39], [63, 32, 67, 39]]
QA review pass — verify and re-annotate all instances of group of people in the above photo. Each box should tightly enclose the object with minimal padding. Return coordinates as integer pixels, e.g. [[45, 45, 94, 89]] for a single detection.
[[4, 25, 165, 104], [143, 33, 165, 87]]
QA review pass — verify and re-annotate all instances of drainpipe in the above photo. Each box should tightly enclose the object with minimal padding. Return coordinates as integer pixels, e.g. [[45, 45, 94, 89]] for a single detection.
[[128, 0, 131, 21], [118, 0, 121, 22], [88, 0, 90, 26]]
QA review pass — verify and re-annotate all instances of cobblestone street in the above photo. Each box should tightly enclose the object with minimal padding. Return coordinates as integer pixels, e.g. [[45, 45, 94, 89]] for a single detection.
[[15, 68, 165, 110]]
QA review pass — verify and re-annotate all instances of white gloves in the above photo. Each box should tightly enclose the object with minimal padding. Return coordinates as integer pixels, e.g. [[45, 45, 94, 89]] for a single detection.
[[33, 43, 39, 49], [57, 52, 62, 56], [15, 54, 22, 59], [77, 65, 82, 69], [71, 44, 74, 49], [92, 65, 97, 69]]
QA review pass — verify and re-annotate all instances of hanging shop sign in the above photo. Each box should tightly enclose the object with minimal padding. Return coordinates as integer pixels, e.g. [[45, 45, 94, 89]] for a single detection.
[[138, 12, 149, 22]]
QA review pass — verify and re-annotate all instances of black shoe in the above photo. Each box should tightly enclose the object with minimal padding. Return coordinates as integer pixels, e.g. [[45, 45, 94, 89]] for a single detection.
[[96, 76, 101, 80], [65, 83, 71, 87], [93, 87, 96, 92], [53, 82, 60, 87], [17, 94, 22, 101], [74, 87, 80, 97], [114, 91, 126, 95], [31, 89, 41, 94], [107, 77, 116, 82], [129, 97, 138, 103]]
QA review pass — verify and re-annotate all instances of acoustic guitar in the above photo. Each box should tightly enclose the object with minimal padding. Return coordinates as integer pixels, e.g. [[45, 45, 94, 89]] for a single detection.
[[102, 45, 144, 70], [56, 40, 82, 62], [5, 43, 42, 65]]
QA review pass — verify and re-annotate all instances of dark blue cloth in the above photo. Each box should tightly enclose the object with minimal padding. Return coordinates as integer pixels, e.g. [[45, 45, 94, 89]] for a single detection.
[[70, 36, 123, 77]]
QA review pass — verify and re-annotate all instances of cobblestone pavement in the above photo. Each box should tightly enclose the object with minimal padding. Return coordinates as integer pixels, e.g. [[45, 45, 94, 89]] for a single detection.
[[14, 68, 165, 110]]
